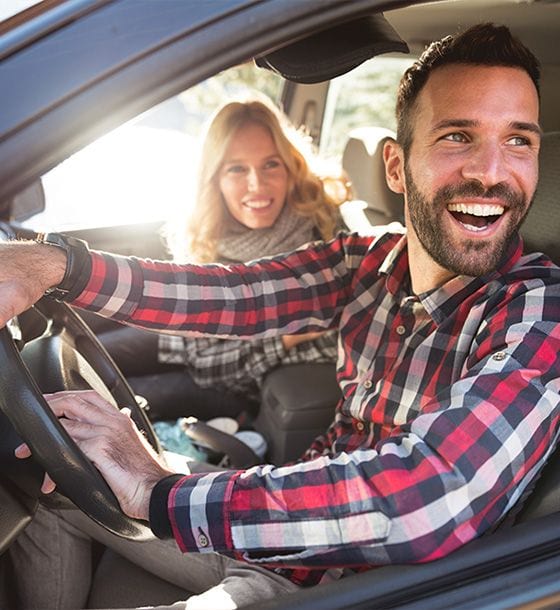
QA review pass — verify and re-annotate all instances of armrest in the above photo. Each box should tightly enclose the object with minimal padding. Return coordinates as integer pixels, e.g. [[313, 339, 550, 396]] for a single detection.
[[256, 363, 340, 464]]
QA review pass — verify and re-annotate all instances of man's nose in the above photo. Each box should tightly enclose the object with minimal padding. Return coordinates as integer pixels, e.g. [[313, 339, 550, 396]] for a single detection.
[[461, 142, 509, 188]]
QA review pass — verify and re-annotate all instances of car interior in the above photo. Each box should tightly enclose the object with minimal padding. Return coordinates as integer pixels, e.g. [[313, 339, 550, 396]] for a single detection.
[[1, 0, 560, 608]]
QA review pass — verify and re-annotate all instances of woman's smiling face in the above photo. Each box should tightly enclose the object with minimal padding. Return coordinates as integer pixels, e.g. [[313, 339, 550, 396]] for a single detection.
[[218, 121, 289, 229]]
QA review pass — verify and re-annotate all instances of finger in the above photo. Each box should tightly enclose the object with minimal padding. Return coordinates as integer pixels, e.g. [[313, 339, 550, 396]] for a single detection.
[[44, 394, 100, 425], [46, 389, 116, 414], [46, 391, 123, 425], [41, 473, 56, 495], [66, 389, 119, 412], [58, 411, 148, 451], [14, 444, 57, 493], [57, 416, 117, 444], [14, 443, 31, 458], [14, 443, 58, 494]]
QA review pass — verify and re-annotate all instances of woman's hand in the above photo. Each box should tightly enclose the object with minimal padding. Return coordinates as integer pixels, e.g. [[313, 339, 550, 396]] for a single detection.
[[15, 390, 174, 520], [281, 331, 324, 351]]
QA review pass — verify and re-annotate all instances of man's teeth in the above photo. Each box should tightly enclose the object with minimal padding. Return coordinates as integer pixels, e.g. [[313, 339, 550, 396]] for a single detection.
[[447, 203, 504, 216], [462, 223, 488, 232]]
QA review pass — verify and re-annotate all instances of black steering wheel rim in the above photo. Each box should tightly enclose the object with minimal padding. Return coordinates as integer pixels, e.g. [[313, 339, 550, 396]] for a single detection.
[[0, 299, 159, 540]]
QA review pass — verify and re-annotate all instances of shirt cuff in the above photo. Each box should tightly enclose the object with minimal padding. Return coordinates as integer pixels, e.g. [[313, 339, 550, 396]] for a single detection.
[[149, 474, 185, 539], [166, 470, 240, 553]]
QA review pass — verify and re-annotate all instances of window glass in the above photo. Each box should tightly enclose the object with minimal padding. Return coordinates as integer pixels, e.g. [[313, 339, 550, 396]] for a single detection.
[[320, 56, 415, 159], [26, 63, 282, 231]]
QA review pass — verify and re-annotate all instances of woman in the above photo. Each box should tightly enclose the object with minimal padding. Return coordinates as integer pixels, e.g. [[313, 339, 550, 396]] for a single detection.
[[91, 97, 348, 422]]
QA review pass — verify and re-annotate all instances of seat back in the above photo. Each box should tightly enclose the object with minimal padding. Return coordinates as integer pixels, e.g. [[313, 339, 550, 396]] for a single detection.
[[520, 131, 560, 264], [514, 448, 560, 523], [514, 132, 560, 523], [340, 126, 404, 233]]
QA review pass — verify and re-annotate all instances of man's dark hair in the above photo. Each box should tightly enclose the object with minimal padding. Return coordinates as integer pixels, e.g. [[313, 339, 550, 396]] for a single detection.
[[396, 23, 541, 153]]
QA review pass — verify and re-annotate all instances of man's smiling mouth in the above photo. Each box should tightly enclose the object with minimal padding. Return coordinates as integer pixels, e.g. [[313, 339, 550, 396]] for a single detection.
[[447, 202, 505, 231]]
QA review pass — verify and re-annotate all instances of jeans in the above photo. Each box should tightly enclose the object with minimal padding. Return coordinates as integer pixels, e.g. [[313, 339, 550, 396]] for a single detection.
[[8, 505, 299, 609], [7, 458, 300, 609]]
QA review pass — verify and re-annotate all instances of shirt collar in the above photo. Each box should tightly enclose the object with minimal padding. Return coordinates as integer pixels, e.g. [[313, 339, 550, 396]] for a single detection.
[[380, 233, 524, 325], [380, 235, 409, 296]]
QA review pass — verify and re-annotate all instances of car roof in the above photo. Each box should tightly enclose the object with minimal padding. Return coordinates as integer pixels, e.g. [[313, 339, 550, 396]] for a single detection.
[[0, 0, 558, 198], [389, 0, 559, 67]]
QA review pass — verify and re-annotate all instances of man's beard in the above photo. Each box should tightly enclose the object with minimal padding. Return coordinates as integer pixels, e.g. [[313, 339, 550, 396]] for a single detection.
[[404, 164, 531, 277]]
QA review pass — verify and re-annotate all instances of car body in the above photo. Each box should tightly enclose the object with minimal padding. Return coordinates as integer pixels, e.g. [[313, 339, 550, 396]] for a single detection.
[[1, 1, 560, 608]]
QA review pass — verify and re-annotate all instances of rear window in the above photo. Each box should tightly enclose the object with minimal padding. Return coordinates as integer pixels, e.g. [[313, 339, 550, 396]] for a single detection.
[[320, 56, 414, 158]]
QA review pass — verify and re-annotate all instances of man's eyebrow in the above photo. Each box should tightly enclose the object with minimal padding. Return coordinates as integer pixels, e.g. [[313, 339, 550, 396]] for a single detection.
[[432, 119, 479, 132], [511, 121, 542, 137], [431, 119, 542, 137]]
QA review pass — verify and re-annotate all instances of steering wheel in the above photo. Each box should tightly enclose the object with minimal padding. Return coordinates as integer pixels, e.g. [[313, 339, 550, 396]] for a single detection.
[[0, 298, 160, 541]]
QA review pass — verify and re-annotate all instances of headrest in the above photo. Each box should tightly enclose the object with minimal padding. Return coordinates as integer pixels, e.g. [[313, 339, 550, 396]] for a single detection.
[[255, 14, 409, 84], [341, 126, 404, 231], [520, 131, 560, 264]]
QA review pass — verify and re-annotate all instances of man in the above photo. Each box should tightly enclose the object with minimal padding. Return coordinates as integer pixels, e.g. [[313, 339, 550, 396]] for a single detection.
[[3, 22, 560, 610]]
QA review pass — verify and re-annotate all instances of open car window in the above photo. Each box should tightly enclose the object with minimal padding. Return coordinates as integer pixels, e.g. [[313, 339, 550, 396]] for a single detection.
[[24, 63, 283, 232]]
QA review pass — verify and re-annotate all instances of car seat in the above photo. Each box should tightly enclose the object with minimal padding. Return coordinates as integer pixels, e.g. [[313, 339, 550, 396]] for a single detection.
[[339, 125, 404, 232], [513, 131, 560, 523], [520, 131, 560, 265]]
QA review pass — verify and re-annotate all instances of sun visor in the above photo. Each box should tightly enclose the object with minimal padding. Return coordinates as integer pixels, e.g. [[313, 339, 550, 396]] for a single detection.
[[255, 13, 409, 84]]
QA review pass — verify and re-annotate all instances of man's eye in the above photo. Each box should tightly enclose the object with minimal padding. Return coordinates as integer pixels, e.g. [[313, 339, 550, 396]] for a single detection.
[[442, 132, 467, 143], [507, 136, 531, 147]]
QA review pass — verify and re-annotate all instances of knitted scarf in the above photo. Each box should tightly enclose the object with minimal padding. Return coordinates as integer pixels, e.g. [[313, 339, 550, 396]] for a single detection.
[[216, 204, 317, 264]]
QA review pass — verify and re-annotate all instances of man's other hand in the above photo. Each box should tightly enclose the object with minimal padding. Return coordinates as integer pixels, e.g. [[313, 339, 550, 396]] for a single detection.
[[0, 241, 67, 327]]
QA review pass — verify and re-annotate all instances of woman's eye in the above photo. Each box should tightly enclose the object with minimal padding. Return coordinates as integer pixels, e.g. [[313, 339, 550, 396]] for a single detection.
[[263, 159, 282, 170], [226, 165, 246, 174]]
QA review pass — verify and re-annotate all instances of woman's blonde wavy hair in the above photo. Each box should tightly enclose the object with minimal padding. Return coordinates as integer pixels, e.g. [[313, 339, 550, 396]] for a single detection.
[[174, 97, 349, 263]]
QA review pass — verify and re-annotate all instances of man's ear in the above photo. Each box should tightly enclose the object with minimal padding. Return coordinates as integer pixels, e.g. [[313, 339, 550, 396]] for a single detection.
[[383, 138, 405, 194]]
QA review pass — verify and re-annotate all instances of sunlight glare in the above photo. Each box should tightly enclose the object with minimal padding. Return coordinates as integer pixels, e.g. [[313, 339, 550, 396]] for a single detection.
[[29, 125, 197, 231]]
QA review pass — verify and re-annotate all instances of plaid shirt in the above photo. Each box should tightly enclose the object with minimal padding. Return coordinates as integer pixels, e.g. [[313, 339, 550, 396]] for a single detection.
[[72, 232, 560, 587], [157, 333, 337, 401]]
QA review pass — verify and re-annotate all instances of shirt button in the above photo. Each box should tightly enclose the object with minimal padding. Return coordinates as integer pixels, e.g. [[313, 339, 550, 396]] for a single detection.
[[356, 422, 365, 432], [396, 325, 406, 335], [363, 379, 373, 389], [198, 534, 209, 548], [493, 351, 507, 361]]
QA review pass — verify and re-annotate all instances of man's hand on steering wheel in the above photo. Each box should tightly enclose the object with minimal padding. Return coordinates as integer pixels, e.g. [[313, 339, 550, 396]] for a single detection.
[[15, 390, 174, 520]]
